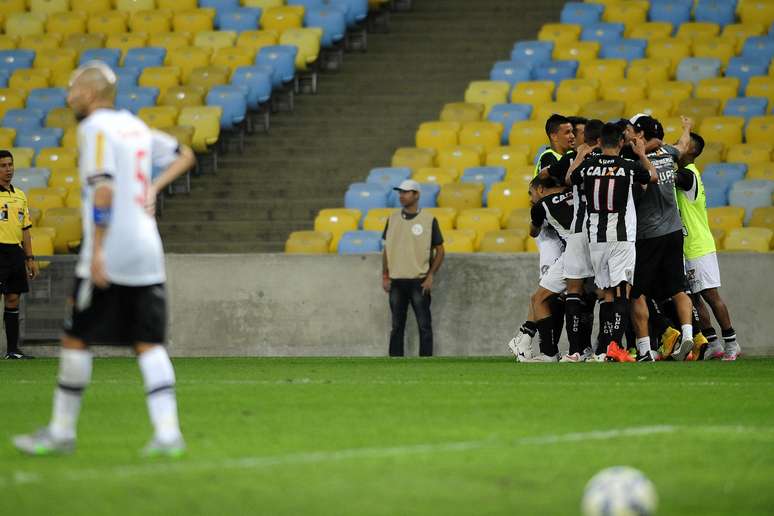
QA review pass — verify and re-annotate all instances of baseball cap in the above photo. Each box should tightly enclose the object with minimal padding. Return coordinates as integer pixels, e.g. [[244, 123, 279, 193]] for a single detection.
[[629, 113, 649, 125], [394, 179, 420, 192]]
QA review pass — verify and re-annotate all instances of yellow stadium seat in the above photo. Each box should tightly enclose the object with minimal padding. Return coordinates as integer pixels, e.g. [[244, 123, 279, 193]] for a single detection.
[[9, 69, 49, 94], [538, 23, 581, 43], [707, 206, 745, 233], [30, 0, 68, 15], [261, 6, 303, 34], [391, 147, 435, 170], [415, 121, 460, 151], [28, 186, 67, 202], [724, 227, 773, 252], [692, 38, 736, 67], [0, 0, 25, 14], [46, 107, 76, 130], [0, 89, 25, 118], [148, 32, 191, 51], [422, 207, 456, 231], [648, 80, 693, 112], [62, 33, 105, 55], [73, 0, 111, 15], [186, 65, 229, 90], [244, 0, 284, 7], [442, 229, 475, 253], [173, 9, 213, 33], [314, 209, 359, 252], [177, 105, 221, 153], [160, 86, 204, 109], [279, 28, 321, 71], [579, 100, 624, 121], [437, 183, 484, 211], [65, 192, 80, 209], [625, 99, 673, 122], [629, 21, 673, 41], [28, 191, 64, 214], [139, 105, 180, 128], [726, 143, 774, 165], [105, 32, 148, 58], [159, 125, 193, 148], [61, 126, 76, 149], [46, 12, 88, 36], [746, 77, 774, 106], [4, 13, 45, 38], [455, 208, 500, 249], [504, 164, 536, 188], [129, 10, 171, 34], [695, 77, 740, 109], [508, 121, 547, 157], [412, 167, 457, 186], [578, 58, 626, 83], [553, 40, 599, 62], [439, 102, 483, 123], [139, 66, 181, 98], [156, 0, 197, 13], [48, 167, 79, 190], [746, 161, 774, 181], [510, 80, 554, 107], [458, 123, 502, 153], [699, 116, 745, 146], [600, 79, 645, 102], [696, 142, 725, 169], [675, 98, 721, 126], [284, 230, 331, 254], [40, 207, 81, 254], [29, 227, 54, 261], [165, 46, 211, 83], [739, 0, 774, 26], [88, 11, 128, 35], [464, 80, 510, 117], [532, 101, 581, 123], [34, 48, 77, 76], [212, 47, 257, 76], [556, 78, 598, 105], [676, 22, 720, 42], [710, 227, 725, 250], [746, 116, 774, 145], [8, 147, 34, 168], [488, 181, 531, 224], [235, 30, 278, 53], [0, 35, 17, 50], [750, 206, 774, 230], [116, 0, 156, 12], [17, 34, 61, 53], [505, 207, 531, 231], [647, 38, 692, 74], [486, 145, 530, 174], [0, 128, 15, 148], [603, 0, 648, 31], [194, 30, 237, 51], [627, 58, 671, 86], [436, 146, 483, 175], [721, 23, 766, 53], [36, 147, 77, 170], [478, 229, 527, 253], [361, 208, 396, 232]]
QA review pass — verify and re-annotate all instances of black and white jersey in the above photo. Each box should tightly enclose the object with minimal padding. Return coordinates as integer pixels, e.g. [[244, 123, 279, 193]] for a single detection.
[[571, 154, 651, 243], [549, 148, 601, 235], [531, 191, 574, 246]]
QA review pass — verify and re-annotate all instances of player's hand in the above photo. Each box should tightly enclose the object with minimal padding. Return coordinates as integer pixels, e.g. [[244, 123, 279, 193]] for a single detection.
[[145, 186, 158, 217], [632, 135, 647, 156], [382, 275, 391, 293], [420, 274, 433, 295], [576, 143, 591, 157], [680, 115, 694, 130], [91, 250, 109, 289], [26, 259, 38, 280]]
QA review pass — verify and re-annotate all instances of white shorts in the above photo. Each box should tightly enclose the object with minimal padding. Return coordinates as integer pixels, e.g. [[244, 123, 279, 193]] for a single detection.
[[539, 253, 567, 294], [685, 252, 721, 293], [589, 241, 636, 290], [563, 232, 594, 279], [537, 232, 563, 279]]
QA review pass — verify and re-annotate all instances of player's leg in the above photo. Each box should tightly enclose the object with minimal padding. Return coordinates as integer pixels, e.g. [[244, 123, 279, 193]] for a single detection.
[[508, 301, 537, 360], [388, 280, 410, 357], [701, 288, 738, 360], [660, 231, 694, 360], [3, 249, 32, 358], [649, 297, 681, 358], [408, 279, 433, 357], [565, 279, 586, 357], [530, 287, 560, 360], [549, 294, 565, 349]]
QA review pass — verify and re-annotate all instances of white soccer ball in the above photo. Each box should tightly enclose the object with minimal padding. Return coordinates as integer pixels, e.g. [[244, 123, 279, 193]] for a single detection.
[[582, 466, 658, 516]]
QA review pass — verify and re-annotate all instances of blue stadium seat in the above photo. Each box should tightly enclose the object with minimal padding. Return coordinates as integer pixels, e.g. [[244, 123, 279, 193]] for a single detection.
[[305, 6, 347, 47], [79, 48, 122, 68], [581, 23, 625, 43], [217, 7, 261, 32], [366, 167, 411, 205], [694, 0, 736, 26], [344, 182, 390, 216], [705, 185, 729, 207], [462, 166, 506, 204], [723, 97, 769, 122], [488, 103, 532, 144], [115, 68, 141, 91], [729, 180, 774, 223], [649, 0, 691, 26], [288, 0, 325, 8], [0, 50, 35, 74], [206, 85, 248, 130], [599, 38, 647, 61], [511, 41, 554, 66], [15, 128, 63, 154], [199, 0, 240, 11], [742, 37, 774, 62], [560, 2, 603, 25], [231, 65, 272, 111], [531, 60, 578, 87], [13, 167, 50, 190], [676, 58, 722, 85], [256, 46, 297, 88], [490, 61, 532, 87], [25, 88, 67, 115], [337, 230, 383, 255], [0, 70, 8, 88], [726, 57, 770, 93], [124, 47, 167, 70], [2, 109, 43, 131], [702, 163, 748, 189], [330, 0, 368, 27], [115, 87, 159, 114], [392, 182, 439, 209]]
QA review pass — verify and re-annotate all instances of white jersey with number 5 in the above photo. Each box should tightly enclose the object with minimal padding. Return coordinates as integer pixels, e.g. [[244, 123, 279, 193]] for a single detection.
[[76, 108, 179, 286]]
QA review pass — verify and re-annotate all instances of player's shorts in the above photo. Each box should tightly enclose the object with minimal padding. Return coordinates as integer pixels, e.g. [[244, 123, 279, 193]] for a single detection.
[[685, 252, 721, 294], [537, 233, 563, 279], [631, 230, 686, 299], [563, 232, 593, 280], [63, 278, 167, 345], [0, 243, 29, 294], [539, 253, 567, 294], [589, 241, 636, 290]]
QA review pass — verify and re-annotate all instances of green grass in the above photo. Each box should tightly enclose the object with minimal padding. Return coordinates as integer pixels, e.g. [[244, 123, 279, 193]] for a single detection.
[[2, 358, 774, 516]]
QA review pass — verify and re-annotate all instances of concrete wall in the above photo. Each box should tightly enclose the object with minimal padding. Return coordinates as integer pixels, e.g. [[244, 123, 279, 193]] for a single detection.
[[165, 253, 774, 357]]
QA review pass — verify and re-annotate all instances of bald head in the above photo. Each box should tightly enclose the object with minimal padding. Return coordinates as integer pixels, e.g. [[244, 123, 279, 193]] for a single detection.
[[67, 62, 117, 120]]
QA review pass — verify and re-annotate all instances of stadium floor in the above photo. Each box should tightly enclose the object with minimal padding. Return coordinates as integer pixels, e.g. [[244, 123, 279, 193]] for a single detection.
[[2, 357, 773, 515]]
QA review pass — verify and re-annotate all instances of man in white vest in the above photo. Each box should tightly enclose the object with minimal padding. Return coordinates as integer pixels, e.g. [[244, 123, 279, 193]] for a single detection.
[[382, 180, 445, 356]]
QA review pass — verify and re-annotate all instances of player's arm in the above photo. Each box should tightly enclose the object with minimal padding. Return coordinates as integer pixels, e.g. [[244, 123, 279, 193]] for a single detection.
[[381, 221, 390, 292], [20, 200, 37, 279], [565, 145, 591, 185], [529, 203, 545, 237], [672, 116, 694, 159], [674, 167, 698, 199], [632, 136, 658, 184], [421, 219, 445, 295], [147, 130, 195, 213]]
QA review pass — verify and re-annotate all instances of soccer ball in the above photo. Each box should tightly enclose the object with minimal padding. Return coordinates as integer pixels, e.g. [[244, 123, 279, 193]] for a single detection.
[[581, 466, 658, 516]]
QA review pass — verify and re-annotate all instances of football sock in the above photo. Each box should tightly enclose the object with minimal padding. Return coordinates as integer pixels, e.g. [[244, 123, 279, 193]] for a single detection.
[[610, 297, 628, 346], [721, 327, 737, 352], [536, 316, 557, 357], [139, 346, 182, 443], [49, 348, 92, 441], [520, 320, 537, 338], [565, 294, 584, 355], [550, 296, 565, 347], [646, 298, 670, 338], [4, 308, 19, 354], [580, 293, 596, 351], [703, 327, 718, 344], [681, 324, 693, 343], [636, 337, 651, 357], [597, 302, 612, 354]]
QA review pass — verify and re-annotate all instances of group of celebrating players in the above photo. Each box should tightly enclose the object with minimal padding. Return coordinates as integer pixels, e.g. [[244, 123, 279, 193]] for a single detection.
[[507, 112, 741, 363]]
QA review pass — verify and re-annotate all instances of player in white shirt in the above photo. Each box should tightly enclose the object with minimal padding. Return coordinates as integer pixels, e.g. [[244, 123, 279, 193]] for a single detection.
[[13, 62, 195, 457]]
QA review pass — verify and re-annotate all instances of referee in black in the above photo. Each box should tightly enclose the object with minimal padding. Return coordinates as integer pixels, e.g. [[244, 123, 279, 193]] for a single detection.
[[0, 150, 38, 359]]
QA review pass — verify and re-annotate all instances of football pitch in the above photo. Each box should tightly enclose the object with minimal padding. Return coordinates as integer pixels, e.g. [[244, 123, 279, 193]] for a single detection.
[[2, 357, 773, 515]]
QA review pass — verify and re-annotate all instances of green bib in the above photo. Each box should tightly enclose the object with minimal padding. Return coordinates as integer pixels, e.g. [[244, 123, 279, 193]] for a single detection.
[[534, 148, 563, 177], [676, 164, 716, 259]]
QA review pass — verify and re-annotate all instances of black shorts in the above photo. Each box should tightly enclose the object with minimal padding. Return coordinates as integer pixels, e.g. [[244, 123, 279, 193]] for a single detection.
[[631, 230, 686, 300], [64, 278, 167, 345], [0, 243, 29, 294]]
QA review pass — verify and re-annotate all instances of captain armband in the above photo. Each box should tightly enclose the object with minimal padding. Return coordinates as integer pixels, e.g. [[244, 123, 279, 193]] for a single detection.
[[93, 205, 112, 227]]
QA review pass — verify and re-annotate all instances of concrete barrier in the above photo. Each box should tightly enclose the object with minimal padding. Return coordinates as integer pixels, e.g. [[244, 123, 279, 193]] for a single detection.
[[165, 253, 774, 357]]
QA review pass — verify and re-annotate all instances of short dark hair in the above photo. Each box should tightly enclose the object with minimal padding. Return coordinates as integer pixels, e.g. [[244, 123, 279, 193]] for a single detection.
[[545, 114, 571, 137], [689, 132, 705, 158], [567, 116, 588, 128], [0, 150, 13, 162], [601, 122, 624, 148], [633, 116, 663, 141], [530, 174, 560, 190], [584, 119, 604, 145]]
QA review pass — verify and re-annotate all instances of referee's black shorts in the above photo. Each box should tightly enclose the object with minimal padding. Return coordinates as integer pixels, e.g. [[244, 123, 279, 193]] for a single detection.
[[0, 243, 29, 294], [631, 230, 686, 300]]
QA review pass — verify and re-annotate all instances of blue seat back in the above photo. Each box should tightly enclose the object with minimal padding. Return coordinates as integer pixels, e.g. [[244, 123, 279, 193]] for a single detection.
[[726, 57, 769, 93], [2, 108, 44, 131], [742, 37, 774, 62], [702, 163, 748, 188], [344, 182, 390, 214], [488, 104, 532, 144], [560, 2, 603, 25], [649, 0, 691, 25], [694, 0, 736, 26], [79, 48, 122, 68], [532, 60, 578, 87], [329, 0, 368, 26], [338, 230, 383, 254], [723, 97, 768, 122], [599, 38, 647, 60], [256, 46, 297, 87], [0, 50, 35, 73], [25, 88, 67, 114], [115, 67, 141, 91], [462, 166, 505, 204], [729, 180, 774, 223], [217, 7, 261, 32], [704, 185, 729, 207], [231, 65, 272, 109], [13, 167, 50, 190], [115, 87, 159, 114], [490, 60, 532, 86], [124, 47, 167, 70], [366, 167, 411, 205], [581, 22, 625, 43], [676, 58, 721, 85], [15, 128, 63, 153], [206, 85, 248, 129], [305, 7, 347, 47], [511, 40, 553, 66]]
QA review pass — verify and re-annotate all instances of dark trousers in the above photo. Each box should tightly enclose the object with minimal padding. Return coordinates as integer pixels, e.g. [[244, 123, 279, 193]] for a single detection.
[[389, 278, 433, 357]]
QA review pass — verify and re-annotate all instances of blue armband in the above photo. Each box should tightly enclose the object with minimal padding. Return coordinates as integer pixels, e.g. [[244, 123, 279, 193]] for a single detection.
[[93, 205, 111, 227]]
